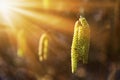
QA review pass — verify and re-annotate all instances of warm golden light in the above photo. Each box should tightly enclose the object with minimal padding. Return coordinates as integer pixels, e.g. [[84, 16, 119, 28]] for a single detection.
[[0, 0, 15, 28], [0, 0, 39, 28], [0, 0, 73, 32], [0, 1, 9, 13]]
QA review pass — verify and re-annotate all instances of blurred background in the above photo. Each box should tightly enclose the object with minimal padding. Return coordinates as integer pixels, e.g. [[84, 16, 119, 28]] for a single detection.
[[0, 0, 120, 80]]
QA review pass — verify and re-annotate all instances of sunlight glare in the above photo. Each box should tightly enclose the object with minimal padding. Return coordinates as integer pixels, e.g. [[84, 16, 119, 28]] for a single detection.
[[0, 1, 10, 14], [0, 0, 14, 27]]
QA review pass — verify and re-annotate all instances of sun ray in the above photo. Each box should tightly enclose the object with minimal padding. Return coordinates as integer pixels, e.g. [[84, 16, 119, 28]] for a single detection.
[[10, 7, 74, 32], [0, 0, 74, 34], [0, 0, 40, 28]]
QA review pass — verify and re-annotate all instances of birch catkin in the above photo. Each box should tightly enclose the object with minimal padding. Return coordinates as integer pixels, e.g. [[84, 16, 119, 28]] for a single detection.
[[38, 33, 49, 61], [17, 30, 26, 57], [71, 16, 90, 73]]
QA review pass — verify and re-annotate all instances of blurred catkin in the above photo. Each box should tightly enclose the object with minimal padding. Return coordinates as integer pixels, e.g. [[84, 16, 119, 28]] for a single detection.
[[71, 16, 90, 73], [17, 30, 26, 57], [38, 33, 49, 61]]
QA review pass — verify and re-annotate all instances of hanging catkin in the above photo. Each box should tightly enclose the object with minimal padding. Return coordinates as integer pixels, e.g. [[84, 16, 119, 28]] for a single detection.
[[38, 33, 49, 61], [17, 30, 26, 57], [71, 16, 90, 73]]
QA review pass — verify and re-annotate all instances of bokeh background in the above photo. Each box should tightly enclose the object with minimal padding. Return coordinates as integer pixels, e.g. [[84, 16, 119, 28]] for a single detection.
[[0, 0, 120, 80]]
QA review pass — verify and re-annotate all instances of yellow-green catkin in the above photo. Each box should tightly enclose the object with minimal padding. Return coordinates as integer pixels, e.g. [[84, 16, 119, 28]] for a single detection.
[[17, 30, 26, 57], [71, 16, 90, 73], [38, 33, 49, 61]]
